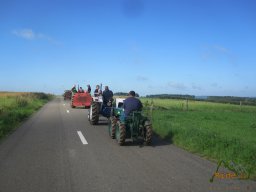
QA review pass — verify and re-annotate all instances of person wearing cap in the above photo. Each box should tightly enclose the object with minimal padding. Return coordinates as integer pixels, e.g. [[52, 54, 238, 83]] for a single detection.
[[123, 91, 143, 116]]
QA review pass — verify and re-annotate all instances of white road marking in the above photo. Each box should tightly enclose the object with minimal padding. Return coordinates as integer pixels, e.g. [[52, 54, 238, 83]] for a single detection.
[[66, 110, 70, 113], [63, 104, 66, 106], [77, 131, 88, 145]]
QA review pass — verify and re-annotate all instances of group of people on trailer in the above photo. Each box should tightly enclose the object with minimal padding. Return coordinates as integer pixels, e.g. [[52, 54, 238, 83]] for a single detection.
[[70, 84, 143, 117], [71, 84, 91, 94]]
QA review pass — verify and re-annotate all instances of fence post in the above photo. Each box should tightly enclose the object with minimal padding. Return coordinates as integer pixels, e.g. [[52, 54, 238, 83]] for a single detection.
[[150, 101, 154, 122], [186, 99, 188, 111]]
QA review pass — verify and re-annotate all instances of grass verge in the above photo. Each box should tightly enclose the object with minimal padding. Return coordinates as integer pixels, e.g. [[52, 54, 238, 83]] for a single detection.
[[141, 98, 256, 180], [0, 92, 54, 140]]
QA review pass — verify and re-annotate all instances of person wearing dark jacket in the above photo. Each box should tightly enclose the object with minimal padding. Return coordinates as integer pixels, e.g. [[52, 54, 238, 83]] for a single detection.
[[123, 91, 142, 116], [102, 86, 113, 106], [87, 85, 91, 93]]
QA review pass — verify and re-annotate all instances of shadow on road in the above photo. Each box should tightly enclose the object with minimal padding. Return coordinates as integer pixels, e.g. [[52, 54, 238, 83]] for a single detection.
[[122, 131, 173, 148], [95, 119, 109, 126], [94, 117, 174, 148]]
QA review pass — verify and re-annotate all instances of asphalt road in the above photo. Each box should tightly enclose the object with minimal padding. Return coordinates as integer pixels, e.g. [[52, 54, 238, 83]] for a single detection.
[[0, 97, 255, 192]]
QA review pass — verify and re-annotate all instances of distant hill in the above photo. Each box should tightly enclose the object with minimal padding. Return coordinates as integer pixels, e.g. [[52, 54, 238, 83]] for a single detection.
[[206, 96, 256, 106], [195, 96, 208, 100]]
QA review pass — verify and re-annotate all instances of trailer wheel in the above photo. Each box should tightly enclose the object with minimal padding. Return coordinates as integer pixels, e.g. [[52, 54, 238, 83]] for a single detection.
[[70, 95, 75, 108]]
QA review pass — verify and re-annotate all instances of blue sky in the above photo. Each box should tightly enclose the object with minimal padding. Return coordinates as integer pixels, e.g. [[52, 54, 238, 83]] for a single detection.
[[0, 0, 255, 96]]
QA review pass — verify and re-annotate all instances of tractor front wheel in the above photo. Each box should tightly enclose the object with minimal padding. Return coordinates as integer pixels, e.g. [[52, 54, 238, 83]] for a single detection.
[[115, 121, 126, 145], [89, 102, 99, 125], [144, 121, 153, 145]]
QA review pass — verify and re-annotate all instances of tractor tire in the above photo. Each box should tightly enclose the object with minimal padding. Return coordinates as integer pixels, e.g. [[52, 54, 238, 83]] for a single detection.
[[115, 121, 126, 145], [71, 96, 75, 108], [144, 121, 153, 145], [89, 102, 99, 125], [108, 117, 116, 139]]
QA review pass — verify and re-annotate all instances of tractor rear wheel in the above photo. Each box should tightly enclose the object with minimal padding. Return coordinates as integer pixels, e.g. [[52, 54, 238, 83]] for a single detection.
[[115, 121, 126, 145], [144, 121, 153, 145], [89, 102, 99, 125], [108, 117, 116, 139]]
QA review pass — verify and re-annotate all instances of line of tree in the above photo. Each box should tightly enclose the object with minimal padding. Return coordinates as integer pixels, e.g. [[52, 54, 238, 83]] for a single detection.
[[145, 94, 195, 100], [114, 92, 140, 97], [206, 96, 256, 106]]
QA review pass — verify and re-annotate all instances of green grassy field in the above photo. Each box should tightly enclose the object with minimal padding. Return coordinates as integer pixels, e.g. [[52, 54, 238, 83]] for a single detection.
[[0, 92, 54, 140], [141, 98, 256, 179]]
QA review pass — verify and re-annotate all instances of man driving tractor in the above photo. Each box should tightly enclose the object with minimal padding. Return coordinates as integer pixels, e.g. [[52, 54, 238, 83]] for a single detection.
[[123, 91, 143, 116]]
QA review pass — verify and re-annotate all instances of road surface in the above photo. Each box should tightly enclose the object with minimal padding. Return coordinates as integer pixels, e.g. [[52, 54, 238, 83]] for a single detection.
[[0, 97, 255, 192]]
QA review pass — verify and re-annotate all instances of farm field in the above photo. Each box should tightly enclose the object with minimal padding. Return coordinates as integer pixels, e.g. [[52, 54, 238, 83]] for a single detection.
[[0, 92, 53, 140], [141, 98, 256, 179]]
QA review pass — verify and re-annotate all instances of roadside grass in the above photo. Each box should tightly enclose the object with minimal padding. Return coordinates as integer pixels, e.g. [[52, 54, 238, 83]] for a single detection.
[[0, 92, 54, 140], [141, 98, 256, 179]]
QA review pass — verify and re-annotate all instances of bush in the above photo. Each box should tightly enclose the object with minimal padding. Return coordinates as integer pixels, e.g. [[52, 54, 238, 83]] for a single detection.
[[15, 96, 29, 107], [0, 92, 54, 140]]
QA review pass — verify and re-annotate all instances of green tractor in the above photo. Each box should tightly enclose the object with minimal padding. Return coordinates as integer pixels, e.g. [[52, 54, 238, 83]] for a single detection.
[[108, 98, 153, 146]]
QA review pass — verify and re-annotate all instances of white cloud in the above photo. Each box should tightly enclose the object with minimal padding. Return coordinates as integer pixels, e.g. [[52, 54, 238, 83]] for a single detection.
[[12, 29, 36, 40], [12, 28, 61, 45], [214, 45, 229, 54], [201, 44, 237, 65]]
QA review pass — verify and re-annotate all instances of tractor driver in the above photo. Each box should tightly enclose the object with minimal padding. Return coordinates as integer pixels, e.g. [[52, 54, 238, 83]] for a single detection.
[[123, 91, 143, 116], [103, 86, 113, 106]]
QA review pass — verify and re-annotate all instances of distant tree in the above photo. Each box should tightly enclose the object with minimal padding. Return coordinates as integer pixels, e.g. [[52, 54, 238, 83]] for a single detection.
[[114, 92, 128, 96], [146, 94, 195, 100], [114, 92, 140, 97]]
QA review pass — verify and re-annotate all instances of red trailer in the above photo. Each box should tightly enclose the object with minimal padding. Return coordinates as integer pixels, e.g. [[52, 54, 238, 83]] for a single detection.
[[71, 92, 92, 108]]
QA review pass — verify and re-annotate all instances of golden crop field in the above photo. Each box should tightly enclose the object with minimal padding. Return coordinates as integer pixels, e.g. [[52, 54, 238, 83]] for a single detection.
[[0, 92, 28, 97]]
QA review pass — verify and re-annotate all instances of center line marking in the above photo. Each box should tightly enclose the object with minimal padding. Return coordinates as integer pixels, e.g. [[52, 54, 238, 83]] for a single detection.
[[66, 110, 69, 113], [77, 131, 88, 145]]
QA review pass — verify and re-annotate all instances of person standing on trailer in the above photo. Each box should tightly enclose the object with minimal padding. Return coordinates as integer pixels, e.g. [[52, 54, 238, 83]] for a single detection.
[[94, 85, 102, 96], [102, 86, 113, 107], [87, 84, 91, 94]]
